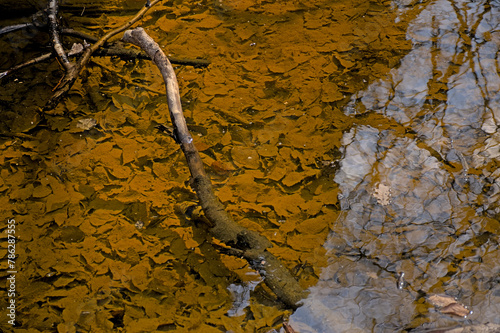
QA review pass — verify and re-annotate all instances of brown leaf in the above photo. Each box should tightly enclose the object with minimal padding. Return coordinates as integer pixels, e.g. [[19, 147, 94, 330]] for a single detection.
[[282, 171, 305, 187], [440, 302, 471, 318], [45, 192, 70, 213], [428, 294, 455, 307], [287, 234, 323, 251], [283, 322, 297, 333], [296, 216, 328, 235], [231, 146, 260, 169], [321, 81, 344, 102], [32, 184, 52, 198], [211, 160, 235, 174], [194, 140, 211, 152], [428, 294, 471, 317]]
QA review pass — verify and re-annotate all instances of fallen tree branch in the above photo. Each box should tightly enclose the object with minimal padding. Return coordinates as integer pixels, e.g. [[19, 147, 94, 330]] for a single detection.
[[0, 42, 209, 80], [0, 52, 52, 79], [61, 28, 210, 67], [122, 27, 308, 308], [43, 0, 162, 112]]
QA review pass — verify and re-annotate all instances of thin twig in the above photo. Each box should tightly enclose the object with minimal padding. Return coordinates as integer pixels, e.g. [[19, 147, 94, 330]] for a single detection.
[[0, 53, 52, 79], [0, 23, 34, 35], [43, 0, 162, 112], [0, 43, 209, 80], [0, 10, 49, 36], [62, 28, 98, 43]]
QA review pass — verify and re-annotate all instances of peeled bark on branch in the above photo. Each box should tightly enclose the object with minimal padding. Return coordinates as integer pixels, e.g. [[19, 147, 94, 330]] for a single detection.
[[122, 27, 308, 308]]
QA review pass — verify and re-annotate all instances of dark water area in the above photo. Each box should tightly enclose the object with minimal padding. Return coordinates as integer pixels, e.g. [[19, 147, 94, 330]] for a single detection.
[[0, 0, 499, 332]]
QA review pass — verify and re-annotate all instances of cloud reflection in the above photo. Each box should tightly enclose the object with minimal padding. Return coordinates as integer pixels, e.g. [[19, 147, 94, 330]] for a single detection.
[[291, 0, 500, 331]]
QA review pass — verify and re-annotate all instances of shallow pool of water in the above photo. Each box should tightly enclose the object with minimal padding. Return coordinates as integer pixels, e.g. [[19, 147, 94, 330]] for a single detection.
[[0, 0, 499, 332]]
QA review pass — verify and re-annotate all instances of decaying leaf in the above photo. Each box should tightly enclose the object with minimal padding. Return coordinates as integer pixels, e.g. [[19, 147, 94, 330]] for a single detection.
[[231, 146, 261, 169], [428, 294, 471, 318], [68, 43, 84, 56], [76, 118, 97, 130], [440, 302, 471, 318], [373, 183, 391, 206]]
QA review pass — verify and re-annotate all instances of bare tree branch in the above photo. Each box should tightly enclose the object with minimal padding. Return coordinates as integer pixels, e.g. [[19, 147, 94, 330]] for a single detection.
[[0, 42, 209, 80], [0, 52, 51, 80], [0, 23, 33, 35], [43, 0, 162, 112], [122, 27, 308, 308], [0, 10, 48, 36]]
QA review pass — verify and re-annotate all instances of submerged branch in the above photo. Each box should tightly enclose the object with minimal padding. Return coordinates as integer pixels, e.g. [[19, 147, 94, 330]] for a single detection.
[[62, 28, 210, 67], [0, 52, 52, 80], [43, 0, 162, 112], [95, 43, 211, 68], [0, 10, 48, 36], [122, 27, 308, 308], [0, 23, 33, 35], [0, 42, 209, 80]]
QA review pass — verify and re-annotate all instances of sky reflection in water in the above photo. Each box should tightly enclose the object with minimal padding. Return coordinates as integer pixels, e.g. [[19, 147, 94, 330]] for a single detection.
[[291, 0, 500, 331]]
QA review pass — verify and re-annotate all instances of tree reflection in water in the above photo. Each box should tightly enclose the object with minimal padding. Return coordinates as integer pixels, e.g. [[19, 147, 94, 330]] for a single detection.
[[290, 0, 500, 331]]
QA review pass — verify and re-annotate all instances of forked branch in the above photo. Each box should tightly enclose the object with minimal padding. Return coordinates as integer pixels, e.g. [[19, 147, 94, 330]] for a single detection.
[[43, 0, 162, 112]]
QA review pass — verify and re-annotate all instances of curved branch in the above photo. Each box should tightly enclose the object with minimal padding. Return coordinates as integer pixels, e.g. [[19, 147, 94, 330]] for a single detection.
[[122, 27, 308, 308]]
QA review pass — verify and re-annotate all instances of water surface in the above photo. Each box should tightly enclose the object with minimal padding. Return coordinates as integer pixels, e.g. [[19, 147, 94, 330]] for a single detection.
[[0, 0, 499, 332]]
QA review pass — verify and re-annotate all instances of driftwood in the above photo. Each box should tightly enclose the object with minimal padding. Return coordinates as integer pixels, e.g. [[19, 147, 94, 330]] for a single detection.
[[122, 27, 308, 308]]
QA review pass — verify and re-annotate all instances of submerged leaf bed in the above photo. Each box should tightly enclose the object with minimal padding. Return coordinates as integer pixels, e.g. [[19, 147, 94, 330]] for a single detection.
[[5, 0, 498, 332]]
